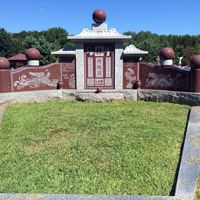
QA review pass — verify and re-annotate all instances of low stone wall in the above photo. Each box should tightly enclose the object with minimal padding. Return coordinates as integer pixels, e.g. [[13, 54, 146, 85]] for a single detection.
[[1, 89, 200, 106], [138, 90, 200, 106], [0, 89, 138, 106]]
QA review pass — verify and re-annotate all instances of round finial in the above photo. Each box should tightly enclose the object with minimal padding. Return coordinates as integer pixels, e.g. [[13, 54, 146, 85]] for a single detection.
[[0, 57, 10, 69], [190, 55, 200, 69], [159, 47, 175, 60], [92, 9, 106, 24], [25, 48, 40, 60]]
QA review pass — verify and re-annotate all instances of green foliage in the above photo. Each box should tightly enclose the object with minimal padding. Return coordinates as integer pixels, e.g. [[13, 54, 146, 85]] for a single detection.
[[1, 26, 200, 65], [124, 31, 200, 65], [22, 35, 56, 65], [0, 101, 190, 195], [23, 35, 40, 50], [0, 28, 14, 57], [0, 27, 73, 65]]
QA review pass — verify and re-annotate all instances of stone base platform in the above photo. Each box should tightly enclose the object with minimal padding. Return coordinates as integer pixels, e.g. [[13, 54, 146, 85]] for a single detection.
[[0, 90, 137, 106], [0, 89, 200, 106]]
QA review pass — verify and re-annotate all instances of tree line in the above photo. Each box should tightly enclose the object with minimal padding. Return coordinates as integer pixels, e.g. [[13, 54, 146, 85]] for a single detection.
[[124, 31, 200, 65], [0, 27, 74, 65], [0, 27, 200, 66]]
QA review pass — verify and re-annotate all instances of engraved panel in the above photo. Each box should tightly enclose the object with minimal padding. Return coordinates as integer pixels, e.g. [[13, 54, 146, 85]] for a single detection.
[[88, 57, 93, 77], [95, 79, 104, 86], [96, 57, 103, 77], [106, 57, 111, 77], [105, 78, 112, 86], [87, 78, 94, 86]]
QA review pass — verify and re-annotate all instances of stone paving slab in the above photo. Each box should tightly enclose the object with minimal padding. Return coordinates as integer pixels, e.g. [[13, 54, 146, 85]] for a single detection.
[[75, 93, 124, 102], [175, 106, 200, 198], [0, 194, 184, 200]]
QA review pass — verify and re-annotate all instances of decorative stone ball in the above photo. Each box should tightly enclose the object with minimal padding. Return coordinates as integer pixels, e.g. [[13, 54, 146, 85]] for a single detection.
[[190, 55, 200, 69], [159, 47, 175, 60], [92, 9, 106, 24], [26, 48, 40, 60], [0, 57, 10, 69]]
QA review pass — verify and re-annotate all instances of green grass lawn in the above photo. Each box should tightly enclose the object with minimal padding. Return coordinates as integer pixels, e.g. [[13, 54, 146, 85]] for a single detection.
[[196, 176, 200, 200], [0, 101, 190, 196]]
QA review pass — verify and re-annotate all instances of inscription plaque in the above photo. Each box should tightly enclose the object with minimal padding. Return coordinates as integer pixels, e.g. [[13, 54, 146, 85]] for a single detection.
[[85, 44, 114, 88]]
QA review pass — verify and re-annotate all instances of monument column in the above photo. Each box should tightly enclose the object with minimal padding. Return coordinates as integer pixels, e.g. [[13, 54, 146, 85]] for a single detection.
[[76, 43, 84, 89], [190, 55, 200, 92], [115, 42, 123, 89]]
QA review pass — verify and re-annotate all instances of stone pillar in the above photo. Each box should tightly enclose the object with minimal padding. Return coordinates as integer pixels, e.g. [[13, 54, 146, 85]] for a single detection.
[[191, 69, 200, 92], [115, 42, 123, 89], [190, 55, 200, 92], [0, 70, 11, 93], [0, 57, 11, 93], [75, 43, 84, 89]]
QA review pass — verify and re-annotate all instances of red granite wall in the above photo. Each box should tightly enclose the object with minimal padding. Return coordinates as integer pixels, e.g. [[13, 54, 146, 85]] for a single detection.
[[0, 60, 194, 93], [10, 63, 61, 92], [139, 63, 190, 91], [0, 70, 11, 93], [123, 59, 138, 89], [59, 57, 76, 89], [123, 62, 190, 91]]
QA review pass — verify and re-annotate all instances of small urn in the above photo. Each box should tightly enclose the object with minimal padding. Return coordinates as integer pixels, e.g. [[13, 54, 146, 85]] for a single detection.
[[96, 87, 102, 93], [58, 81, 64, 90], [136, 80, 141, 90]]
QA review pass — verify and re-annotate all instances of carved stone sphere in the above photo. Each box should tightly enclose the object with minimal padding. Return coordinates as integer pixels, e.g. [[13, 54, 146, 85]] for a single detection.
[[159, 47, 175, 60], [0, 57, 10, 69], [190, 55, 200, 69], [92, 9, 106, 24], [26, 48, 40, 60]]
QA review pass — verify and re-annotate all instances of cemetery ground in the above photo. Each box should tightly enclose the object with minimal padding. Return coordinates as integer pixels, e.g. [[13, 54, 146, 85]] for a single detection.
[[0, 101, 192, 196]]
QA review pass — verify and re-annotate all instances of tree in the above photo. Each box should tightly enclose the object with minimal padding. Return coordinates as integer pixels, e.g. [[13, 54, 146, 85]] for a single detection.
[[32, 36, 55, 65], [0, 28, 13, 57], [23, 35, 40, 50], [23, 35, 55, 65]]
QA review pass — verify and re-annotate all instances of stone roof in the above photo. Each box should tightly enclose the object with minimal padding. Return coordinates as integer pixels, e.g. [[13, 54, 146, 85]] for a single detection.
[[123, 45, 148, 56], [68, 28, 131, 42], [8, 53, 27, 61], [51, 45, 76, 56]]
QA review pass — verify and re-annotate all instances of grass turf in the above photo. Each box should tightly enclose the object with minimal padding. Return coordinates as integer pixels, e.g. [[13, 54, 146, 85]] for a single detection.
[[0, 101, 190, 196]]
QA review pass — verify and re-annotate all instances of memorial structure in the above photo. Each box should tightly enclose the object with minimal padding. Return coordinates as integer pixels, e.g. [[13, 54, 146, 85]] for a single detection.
[[0, 9, 200, 93], [51, 9, 148, 90]]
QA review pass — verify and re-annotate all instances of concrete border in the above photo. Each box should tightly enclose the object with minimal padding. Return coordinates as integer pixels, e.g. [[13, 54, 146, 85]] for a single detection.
[[0, 105, 6, 123], [0, 90, 200, 200], [175, 107, 200, 198]]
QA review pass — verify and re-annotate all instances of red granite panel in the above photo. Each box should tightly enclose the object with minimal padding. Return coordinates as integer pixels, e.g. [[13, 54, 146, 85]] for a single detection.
[[123, 59, 138, 89], [139, 63, 190, 91], [0, 70, 11, 93], [60, 58, 76, 89], [11, 63, 60, 92]]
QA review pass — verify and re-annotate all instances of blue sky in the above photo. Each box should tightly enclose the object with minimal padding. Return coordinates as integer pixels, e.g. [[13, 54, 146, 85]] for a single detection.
[[1, 0, 200, 36]]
